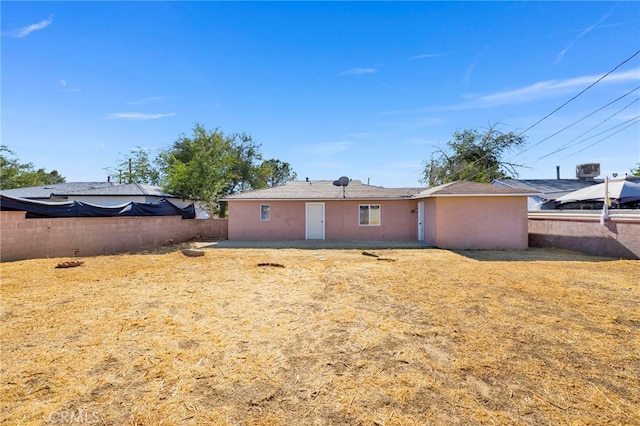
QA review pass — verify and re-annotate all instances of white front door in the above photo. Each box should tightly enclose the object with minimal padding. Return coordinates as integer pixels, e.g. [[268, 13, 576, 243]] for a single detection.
[[306, 203, 325, 240], [417, 202, 424, 242]]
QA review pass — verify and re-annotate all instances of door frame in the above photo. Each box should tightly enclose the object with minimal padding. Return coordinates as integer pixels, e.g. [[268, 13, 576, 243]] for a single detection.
[[417, 201, 425, 242], [305, 202, 325, 240]]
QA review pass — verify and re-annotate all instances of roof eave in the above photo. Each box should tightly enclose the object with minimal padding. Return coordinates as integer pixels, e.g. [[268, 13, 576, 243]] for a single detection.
[[413, 193, 539, 198], [221, 196, 415, 202]]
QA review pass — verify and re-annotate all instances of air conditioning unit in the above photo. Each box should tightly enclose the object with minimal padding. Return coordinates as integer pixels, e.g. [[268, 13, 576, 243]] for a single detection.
[[575, 163, 600, 179]]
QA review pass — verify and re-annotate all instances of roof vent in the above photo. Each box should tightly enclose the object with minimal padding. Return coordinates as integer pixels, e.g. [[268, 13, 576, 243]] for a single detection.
[[576, 163, 600, 180]]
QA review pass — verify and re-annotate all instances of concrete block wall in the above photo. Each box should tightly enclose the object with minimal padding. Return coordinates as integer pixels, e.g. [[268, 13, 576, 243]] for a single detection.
[[0, 211, 228, 262], [528, 212, 640, 259]]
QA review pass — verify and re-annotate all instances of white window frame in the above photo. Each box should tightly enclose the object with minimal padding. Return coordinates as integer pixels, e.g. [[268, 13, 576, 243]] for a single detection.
[[260, 204, 270, 221], [359, 204, 381, 226]]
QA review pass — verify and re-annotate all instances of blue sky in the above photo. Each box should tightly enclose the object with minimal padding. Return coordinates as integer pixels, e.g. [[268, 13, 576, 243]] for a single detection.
[[2, 1, 639, 188]]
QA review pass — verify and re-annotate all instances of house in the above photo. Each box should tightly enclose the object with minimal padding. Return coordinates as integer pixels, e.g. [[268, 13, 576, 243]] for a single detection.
[[221, 179, 536, 250], [492, 163, 604, 210], [0, 182, 191, 208], [492, 178, 602, 210]]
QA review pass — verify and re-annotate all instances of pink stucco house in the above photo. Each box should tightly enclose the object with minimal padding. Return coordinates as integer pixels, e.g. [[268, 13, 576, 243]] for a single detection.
[[221, 179, 536, 250]]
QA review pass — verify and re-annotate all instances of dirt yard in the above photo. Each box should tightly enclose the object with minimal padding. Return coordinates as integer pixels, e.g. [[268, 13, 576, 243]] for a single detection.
[[1, 245, 638, 425]]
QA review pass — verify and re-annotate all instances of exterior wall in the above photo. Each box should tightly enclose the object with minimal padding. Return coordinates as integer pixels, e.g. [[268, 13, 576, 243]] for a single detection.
[[0, 211, 227, 262], [55, 195, 192, 207], [423, 199, 437, 246], [228, 201, 307, 240], [528, 212, 640, 259], [426, 196, 529, 250], [324, 199, 417, 240], [227, 199, 419, 241]]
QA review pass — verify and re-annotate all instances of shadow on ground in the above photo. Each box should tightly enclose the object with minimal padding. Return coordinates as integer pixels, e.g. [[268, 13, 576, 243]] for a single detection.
[[204, 240, 429, 250], [453, 247, 617, 262]]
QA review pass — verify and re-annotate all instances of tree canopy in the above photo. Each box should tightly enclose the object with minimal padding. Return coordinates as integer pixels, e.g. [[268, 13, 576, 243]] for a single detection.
[[420, 125, 527, 187], [102, 125, 297, 216], [0, 145, 65, 190], [156, 124, 296, 216], [104, 146, 161, 185], [631, 163, 640, 176], [258, 159, 298, 188]]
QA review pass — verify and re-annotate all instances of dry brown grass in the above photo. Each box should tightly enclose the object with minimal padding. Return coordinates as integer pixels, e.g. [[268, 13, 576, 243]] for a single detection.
[[1, 245, 638, 425]]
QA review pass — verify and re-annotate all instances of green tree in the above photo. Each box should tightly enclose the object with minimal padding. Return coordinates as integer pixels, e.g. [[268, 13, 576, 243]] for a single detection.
[[0, 145, 65, 190], [157, 124, 274, 216], [632, 163, 640, 176], [105, 146, 161, 185], [258, 159, 297, 187], [420, 125, 527, 186]]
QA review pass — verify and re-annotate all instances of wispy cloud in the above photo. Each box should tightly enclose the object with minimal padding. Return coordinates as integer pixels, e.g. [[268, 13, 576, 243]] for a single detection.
[[382, 116, 447, 129], [302, 141, 351, 156], [556, 11, 612, 64], [5, 15, 53, 38], [127, 96, 165, 105], [339, 68, 377, 76], [106, 112, 177, 120], [462, 62, 476, 86], [409, 53, 448, 60], [59, 79, 82, 92], [437, 67, 640, 110]]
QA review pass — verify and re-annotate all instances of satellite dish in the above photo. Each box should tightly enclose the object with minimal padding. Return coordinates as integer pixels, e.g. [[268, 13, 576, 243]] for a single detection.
[[333, 176, 350, 186], [332, 176, 350, 198]]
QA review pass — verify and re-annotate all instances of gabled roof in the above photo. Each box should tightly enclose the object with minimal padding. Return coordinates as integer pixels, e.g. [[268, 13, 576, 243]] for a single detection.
[[222, 179, 535, 201], [414, 180, 538, 198], [492, 178, 602, 200], [222, 180, 424, 200], [0, 182, 113, 199], [0, 182, 176, 199], [59, 183, 175, 198]]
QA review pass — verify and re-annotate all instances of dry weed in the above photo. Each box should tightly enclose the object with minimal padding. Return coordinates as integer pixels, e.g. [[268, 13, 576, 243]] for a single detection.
[[1, 246, 638, 425]]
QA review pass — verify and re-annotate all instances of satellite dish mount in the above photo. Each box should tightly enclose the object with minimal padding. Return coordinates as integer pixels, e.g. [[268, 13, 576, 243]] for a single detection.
[[333, 176, 350, 198]]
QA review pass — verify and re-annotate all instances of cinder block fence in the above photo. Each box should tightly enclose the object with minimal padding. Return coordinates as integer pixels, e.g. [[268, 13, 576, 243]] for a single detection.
[[3, 210, 638, 261], [528, 211, 640, 260], [0, 211, 228, 262]]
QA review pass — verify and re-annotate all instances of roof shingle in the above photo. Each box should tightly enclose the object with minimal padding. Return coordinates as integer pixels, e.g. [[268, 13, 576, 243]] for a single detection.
[[223, 179, 536, 201], [222, 180, 423, 200]]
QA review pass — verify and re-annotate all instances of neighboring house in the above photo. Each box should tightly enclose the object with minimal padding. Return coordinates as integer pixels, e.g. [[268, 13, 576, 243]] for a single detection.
[[492, 178, 602, 210], [0, 182, 191, 208], [221, 179, 536, 250]]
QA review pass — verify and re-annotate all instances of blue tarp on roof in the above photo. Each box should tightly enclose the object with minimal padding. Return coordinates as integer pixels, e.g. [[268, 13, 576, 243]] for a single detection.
[[0, 194, 196, 219]]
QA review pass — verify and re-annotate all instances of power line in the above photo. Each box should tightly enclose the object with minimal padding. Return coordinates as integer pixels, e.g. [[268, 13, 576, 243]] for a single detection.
[[423, 50, 640, 185], [561, 117, 640, 159], [536, 97, 640, 160], [519, 49, 640, 136], [512, 86, 640, 160]]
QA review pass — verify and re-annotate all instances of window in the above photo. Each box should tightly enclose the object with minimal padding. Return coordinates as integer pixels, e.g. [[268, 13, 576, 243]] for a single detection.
[[359, 204, 380, 226], [260, 204, 270, 221]]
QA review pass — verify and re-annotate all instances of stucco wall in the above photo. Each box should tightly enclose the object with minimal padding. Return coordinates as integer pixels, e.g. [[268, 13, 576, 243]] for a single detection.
[[425, 196, 529, 250], [228, 199, 419, 241], [324, 199, 417, 240], [228, 201, 307, 240], [0, 211, 227, 262], [528, 212, 640, 259]]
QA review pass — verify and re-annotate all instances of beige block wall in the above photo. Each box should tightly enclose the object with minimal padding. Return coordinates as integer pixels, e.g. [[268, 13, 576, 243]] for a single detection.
[[529, 213, 640, 259], [0, 211, 227, 262]]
